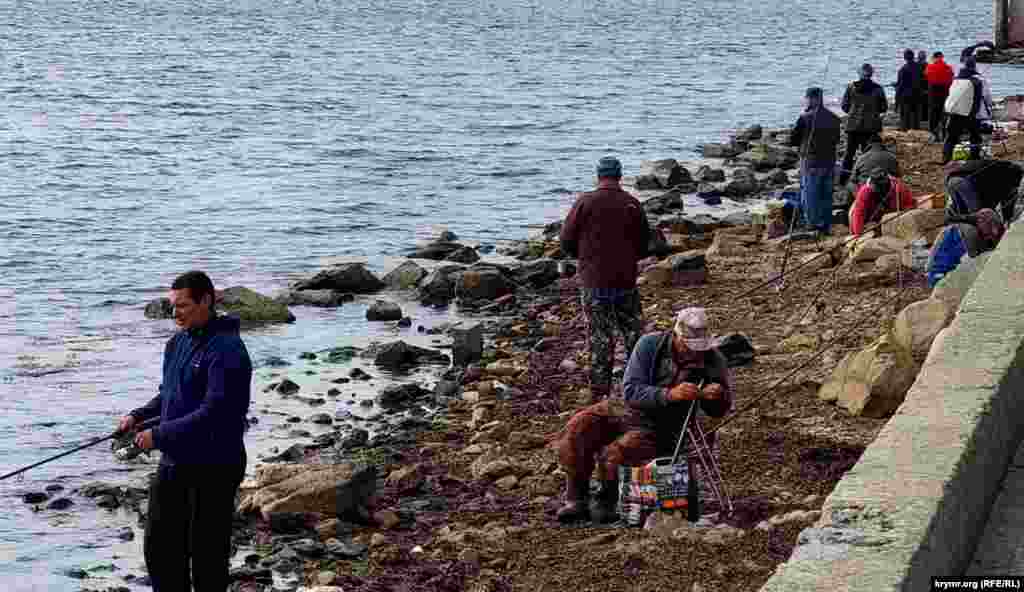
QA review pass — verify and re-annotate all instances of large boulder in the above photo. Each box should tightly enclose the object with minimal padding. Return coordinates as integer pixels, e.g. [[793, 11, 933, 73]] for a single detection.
[[455, 269, 513, 302], [378, 384, 432, 409], [706, 232, 754, 258], [818, 335, 919, 418], [445, 247, 480, 264], [736, 145, 799, 171], [880, 209, 946, 244], [372, 340, 450, 368], [723, 169, 760, 197], [143, 298, 174, 319], [699, 142, 744, 158], [638, 159, 692, 189], [642, 250, 707, 286], [891, 298, 952, 355], [217, 287, 296, 323], [382, 261, 428, 290], [932, 252, 992, 312], [643, 189, 684, 215], [451, 323, 484, 366], [847, 236, 909, 263], [514, 259, 559, 289], [695, 166, 726, 183], [292, 263, 385, 294], [275, 289, 352, 308], [408, 242, 464, 261], [366, 300, 403, 322], [238, 463, 378, 520], [417, 265, 465, 306]]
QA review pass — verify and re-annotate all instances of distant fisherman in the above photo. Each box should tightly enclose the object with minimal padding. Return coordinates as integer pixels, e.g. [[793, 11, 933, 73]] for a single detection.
[[788, 87, 841, 236], [839, 63, 888, 185], [561, 157, 652, 403], [118, 270, 252, 592]]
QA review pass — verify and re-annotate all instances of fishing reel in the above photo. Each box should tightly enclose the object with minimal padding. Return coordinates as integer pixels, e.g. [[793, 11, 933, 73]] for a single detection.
[[111, 429, 151, 462]]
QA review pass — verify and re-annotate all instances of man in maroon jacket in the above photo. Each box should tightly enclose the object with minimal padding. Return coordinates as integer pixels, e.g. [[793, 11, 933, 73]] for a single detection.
[[560, 156, 652, 402]]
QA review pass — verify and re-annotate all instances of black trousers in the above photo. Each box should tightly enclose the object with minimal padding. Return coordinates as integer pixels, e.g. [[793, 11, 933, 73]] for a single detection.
[[899, 100, 920, 131], [839, 131, 875, 185], [929, 91, 949, 136], [144, 461, 245, 592], [943, 114, 983, 163]]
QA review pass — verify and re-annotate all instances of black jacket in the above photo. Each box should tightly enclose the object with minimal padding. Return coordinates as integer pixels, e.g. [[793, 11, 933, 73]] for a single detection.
[[946, 160, 1023, 220], [842, 79, 888, 132], [896, 61, 921, 100], [789, 106, 842, 169]]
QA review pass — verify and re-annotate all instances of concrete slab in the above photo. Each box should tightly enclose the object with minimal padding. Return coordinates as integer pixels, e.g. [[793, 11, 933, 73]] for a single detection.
[[968, 441, 1024, 575]]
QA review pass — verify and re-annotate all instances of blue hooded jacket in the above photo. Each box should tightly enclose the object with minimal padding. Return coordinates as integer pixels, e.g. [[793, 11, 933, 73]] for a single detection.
[[131, 315, 252, 466]]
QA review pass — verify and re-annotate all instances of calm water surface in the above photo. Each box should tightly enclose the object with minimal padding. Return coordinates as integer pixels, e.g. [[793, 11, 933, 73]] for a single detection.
[[1, 0, 1021, 588]]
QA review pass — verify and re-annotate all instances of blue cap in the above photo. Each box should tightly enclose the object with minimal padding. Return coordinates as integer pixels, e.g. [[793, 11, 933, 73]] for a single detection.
[[596, 156, 622, 178]]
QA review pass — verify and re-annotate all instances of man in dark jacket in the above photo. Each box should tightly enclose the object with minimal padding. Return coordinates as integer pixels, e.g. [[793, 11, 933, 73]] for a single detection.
[[788, 87, 842, 235], [916, 50, 929, 126], [896, 49, 921, 131], [561, 157, 651, 402], [851, 137, 901, 186], [840, 63, 888, 185], [943, 159, 1023, 221], [943, 56, 988, 164], [553, 307, 732, 523], [118, 270, 252, 592], [926, 51, 955, 142]]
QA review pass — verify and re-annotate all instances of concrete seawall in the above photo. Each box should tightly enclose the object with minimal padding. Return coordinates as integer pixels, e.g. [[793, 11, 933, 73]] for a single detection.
[[759, 219, 1024, 590]]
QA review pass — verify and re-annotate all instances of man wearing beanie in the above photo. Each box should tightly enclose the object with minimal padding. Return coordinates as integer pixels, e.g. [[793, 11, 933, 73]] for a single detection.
[[840, 63, 888, 185], [788, 87, 842, 235], [561, 156, 652, 403]]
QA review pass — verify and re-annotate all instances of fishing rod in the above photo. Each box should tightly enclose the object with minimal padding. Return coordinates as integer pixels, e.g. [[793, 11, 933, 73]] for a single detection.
[[0, 417, 159, 482]]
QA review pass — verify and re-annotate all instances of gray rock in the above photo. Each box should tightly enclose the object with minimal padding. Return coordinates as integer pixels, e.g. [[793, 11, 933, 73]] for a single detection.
[[45, 484, 64, 493], [291, 263, 385, 294], [275, 289, 352, 308], [642, 189, 684, 215], [324, 346, 360, 363], [365, 300, 403, 322], [62, 567, 88, 579], [326, 539, 368, 559], [699, 142, 744, 158], [397, 316, 412, 327], [276, 379, 300, 395], [639, 159, 692, 189], [455, 269, 513, 301], [217, 286, 297, 324], [265, 443, 308, 463], [309, 413, 333, 425], [372, 340, 450, 368], [378, 384, 432, 408], [23, 492, 48, 504], [417, 265, 465, 306], [445, 246, 480, 264], [451, 323, 484, 366], [143, 298, 173, 319], [713, 333, 756, 367], [78, 482, 120, 498], [291, 538, 326, 558], [768, 168, 791, 185], [116, 527, 135, 541], [46, 498, 73, 510], [696, 165, 726, 182], [382, 261, 428, 290], [434, 379, 460, 399], [514, 259, 559, 289], [737, 124, 763, 141], [721, 211, 755, 226], [409, 241, 464, 260], [96, 494, 119, 509], [340, 429, 369, 450]]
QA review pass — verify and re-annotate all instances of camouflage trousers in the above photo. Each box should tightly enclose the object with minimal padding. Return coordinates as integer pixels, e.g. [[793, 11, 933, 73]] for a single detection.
[[581, 288, 643, 395], [555, 399, 658, 482]]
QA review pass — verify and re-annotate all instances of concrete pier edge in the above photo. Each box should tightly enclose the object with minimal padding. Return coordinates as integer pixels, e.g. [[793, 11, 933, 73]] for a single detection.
[[758, 219, 1024, 590]]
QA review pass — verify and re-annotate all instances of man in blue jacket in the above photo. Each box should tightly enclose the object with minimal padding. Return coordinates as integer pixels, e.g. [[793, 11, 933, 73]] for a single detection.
[[553, 307, 732, 523], [118, 270, 252, 592]]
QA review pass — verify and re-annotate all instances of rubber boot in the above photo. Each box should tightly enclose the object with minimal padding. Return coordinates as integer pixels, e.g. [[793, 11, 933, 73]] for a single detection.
[[556, 479, 591, 523], [590, 480, 619, 524]]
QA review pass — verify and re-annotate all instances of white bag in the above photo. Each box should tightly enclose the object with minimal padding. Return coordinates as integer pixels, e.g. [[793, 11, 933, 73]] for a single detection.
[[945, 78, 976, 116]]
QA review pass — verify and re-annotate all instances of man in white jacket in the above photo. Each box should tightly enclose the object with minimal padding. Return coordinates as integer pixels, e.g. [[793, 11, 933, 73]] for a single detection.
[[943, 56, 991, 163]]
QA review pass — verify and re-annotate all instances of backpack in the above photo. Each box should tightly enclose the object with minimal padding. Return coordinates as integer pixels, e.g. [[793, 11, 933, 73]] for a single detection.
[[945, 78, 977, 116]]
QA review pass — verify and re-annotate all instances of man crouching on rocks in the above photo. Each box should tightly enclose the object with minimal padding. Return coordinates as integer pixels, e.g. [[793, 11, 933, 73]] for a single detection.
[[554, 307, 733, 523], [118, 270, 252, 591]]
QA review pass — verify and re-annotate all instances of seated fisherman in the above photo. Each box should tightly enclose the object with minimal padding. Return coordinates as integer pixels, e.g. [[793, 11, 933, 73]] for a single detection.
[[850, 168, 916, 235], [553, 307, 733, 524], [944, 159, 1023, 223], [927, 208, 1005, 287], [851, 136, 901, 187]]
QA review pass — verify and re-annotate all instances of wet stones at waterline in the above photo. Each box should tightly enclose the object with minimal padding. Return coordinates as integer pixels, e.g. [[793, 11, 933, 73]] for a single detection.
[[291, 263, 385, 294], [144, 286, 296, 324]]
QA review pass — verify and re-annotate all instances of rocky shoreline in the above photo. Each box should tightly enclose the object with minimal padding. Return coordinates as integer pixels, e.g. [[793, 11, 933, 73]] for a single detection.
[[20, 101, 1024, 592]]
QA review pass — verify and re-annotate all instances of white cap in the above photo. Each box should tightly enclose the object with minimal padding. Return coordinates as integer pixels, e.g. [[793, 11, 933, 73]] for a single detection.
[[673, 307, 711, 351]]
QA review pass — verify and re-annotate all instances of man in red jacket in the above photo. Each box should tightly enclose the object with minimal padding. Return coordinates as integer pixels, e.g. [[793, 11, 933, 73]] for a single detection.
[[561, 157, 651, 402], [925, 51, 955, 142], [849, 169, 917, 235]]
